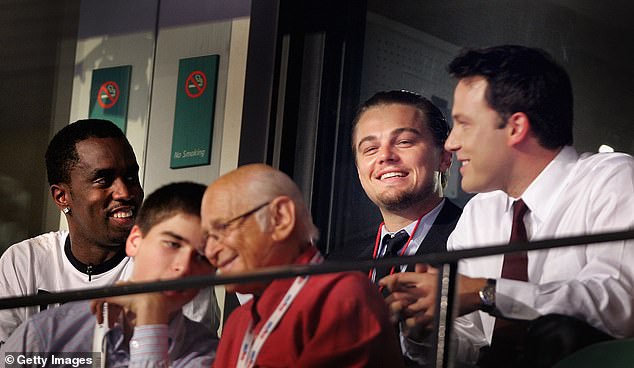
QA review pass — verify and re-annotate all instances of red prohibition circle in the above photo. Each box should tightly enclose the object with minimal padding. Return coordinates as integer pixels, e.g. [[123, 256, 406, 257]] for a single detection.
[[185, 70, 207, 98], [97, 81, 120, 109]]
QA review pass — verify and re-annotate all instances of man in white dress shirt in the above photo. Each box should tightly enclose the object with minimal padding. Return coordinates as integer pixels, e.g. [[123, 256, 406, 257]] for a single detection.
[[380, 45, 634, 367]]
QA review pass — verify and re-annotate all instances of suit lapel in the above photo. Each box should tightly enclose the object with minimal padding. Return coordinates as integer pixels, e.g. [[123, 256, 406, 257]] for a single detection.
[[405, 200, 462, 271]]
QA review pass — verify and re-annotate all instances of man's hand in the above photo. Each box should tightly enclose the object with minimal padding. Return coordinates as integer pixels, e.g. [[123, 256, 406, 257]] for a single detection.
[[90, 281, 195, 326], [379, 264, 439, 340], [379, 264, 489, 341]]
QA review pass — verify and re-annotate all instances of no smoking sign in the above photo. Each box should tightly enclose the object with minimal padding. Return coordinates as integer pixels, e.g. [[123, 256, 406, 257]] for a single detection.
[[185, 71, 207, 98], [89, 65, 131, 132], [171, 54, 219, 169], [97, 81, 120, 108]]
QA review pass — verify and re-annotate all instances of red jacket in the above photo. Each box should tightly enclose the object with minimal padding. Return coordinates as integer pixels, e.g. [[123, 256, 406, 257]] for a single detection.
[[214, 247, 404, 368]]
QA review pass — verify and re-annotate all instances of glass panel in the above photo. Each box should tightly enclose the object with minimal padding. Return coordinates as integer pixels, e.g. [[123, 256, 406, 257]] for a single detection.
[[328, 0, 634, 255], [0, 0, 252, 255], [366, 0, 634, 154]]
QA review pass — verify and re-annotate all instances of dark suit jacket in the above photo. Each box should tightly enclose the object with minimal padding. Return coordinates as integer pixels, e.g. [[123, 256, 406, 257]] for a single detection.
[[327, 199, 462, 269], [326, 200, 462, 368]]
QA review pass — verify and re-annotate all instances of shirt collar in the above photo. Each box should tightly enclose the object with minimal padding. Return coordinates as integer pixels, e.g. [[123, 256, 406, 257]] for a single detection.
[[292, 245, 320, 265], [251, 245, 321, 323], [505, 146, 578, 222], [64, 235, 127, 276], [380, 198, 445, 239]]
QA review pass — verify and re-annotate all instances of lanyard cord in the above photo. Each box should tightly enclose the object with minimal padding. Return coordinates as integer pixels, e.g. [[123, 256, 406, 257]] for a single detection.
[[237, 251, 323, 368], [367, 215, 424, 282]]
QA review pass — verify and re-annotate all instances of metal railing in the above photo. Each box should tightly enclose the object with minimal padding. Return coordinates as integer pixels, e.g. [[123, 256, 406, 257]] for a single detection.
[[1, 228, 633, 367]]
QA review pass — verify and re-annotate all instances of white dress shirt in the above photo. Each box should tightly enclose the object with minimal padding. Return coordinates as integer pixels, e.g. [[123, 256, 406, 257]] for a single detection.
[[447, 146, 634, 363]]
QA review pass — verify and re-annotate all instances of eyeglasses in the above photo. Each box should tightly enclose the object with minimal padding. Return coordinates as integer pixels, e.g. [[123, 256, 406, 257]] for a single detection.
[[223, 201, 270, 229], [205, 201, 271, 243]]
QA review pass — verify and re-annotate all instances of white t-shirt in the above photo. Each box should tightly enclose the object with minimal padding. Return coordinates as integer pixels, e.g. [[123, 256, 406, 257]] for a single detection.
[[0, 230, 132, 343]]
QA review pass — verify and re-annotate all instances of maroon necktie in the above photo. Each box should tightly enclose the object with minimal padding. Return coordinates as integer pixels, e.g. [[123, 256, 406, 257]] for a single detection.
[[501, 199, 529, 281], [488, 199, 531, 361]]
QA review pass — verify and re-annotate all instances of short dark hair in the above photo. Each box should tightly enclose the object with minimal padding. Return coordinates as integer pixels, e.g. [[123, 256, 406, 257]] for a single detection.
[[45, 119, 129, 186], [352, 90, 450, 152], [351, 90, 450, 186], [135, 182, 206, 235], [448, 45, 573, 149]]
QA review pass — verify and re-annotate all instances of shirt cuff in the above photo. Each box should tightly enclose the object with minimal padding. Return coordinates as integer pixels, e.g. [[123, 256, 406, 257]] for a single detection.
[[129, 325, 169, 363], [495, 278, 541, 320]]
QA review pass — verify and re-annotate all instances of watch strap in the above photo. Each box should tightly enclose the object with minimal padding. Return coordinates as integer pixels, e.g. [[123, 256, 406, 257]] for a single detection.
[[478, 278, 497, 313]]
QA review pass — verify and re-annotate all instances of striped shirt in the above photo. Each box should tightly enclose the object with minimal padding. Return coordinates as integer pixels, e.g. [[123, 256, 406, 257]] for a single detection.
[[0, 300, 217, 368]]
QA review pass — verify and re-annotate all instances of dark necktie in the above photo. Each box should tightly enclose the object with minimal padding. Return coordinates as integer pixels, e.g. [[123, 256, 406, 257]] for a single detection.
[[501, 199, 529, 281], [373, 230, 409, 284], [490, 199, 530, 353]]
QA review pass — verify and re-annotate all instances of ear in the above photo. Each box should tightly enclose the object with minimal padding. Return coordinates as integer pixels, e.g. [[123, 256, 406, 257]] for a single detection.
[[506, 112, 531, 146], [269, 196, 296, 242], [438, 149, 452, 172], [125, 225, 143, 257], [51, 183, 70, 211]]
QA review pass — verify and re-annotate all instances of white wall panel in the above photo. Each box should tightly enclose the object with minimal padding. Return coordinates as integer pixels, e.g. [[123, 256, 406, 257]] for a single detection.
[[143, 18, 244, 194], [64, 0, 250, 228], [63, 0, 159, 230]]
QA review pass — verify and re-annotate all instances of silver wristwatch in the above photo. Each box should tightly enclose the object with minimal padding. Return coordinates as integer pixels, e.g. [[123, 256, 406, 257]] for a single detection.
[[478, 278, 496, 313]]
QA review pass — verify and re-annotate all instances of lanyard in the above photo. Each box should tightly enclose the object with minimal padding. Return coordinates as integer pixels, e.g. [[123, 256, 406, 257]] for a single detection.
[[237, 251, 323, 368], [368, 216, 424, 283]]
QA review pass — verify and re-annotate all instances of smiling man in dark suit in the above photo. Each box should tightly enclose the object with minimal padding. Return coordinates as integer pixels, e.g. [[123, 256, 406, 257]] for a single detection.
[[329, 90, 462, 366]]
